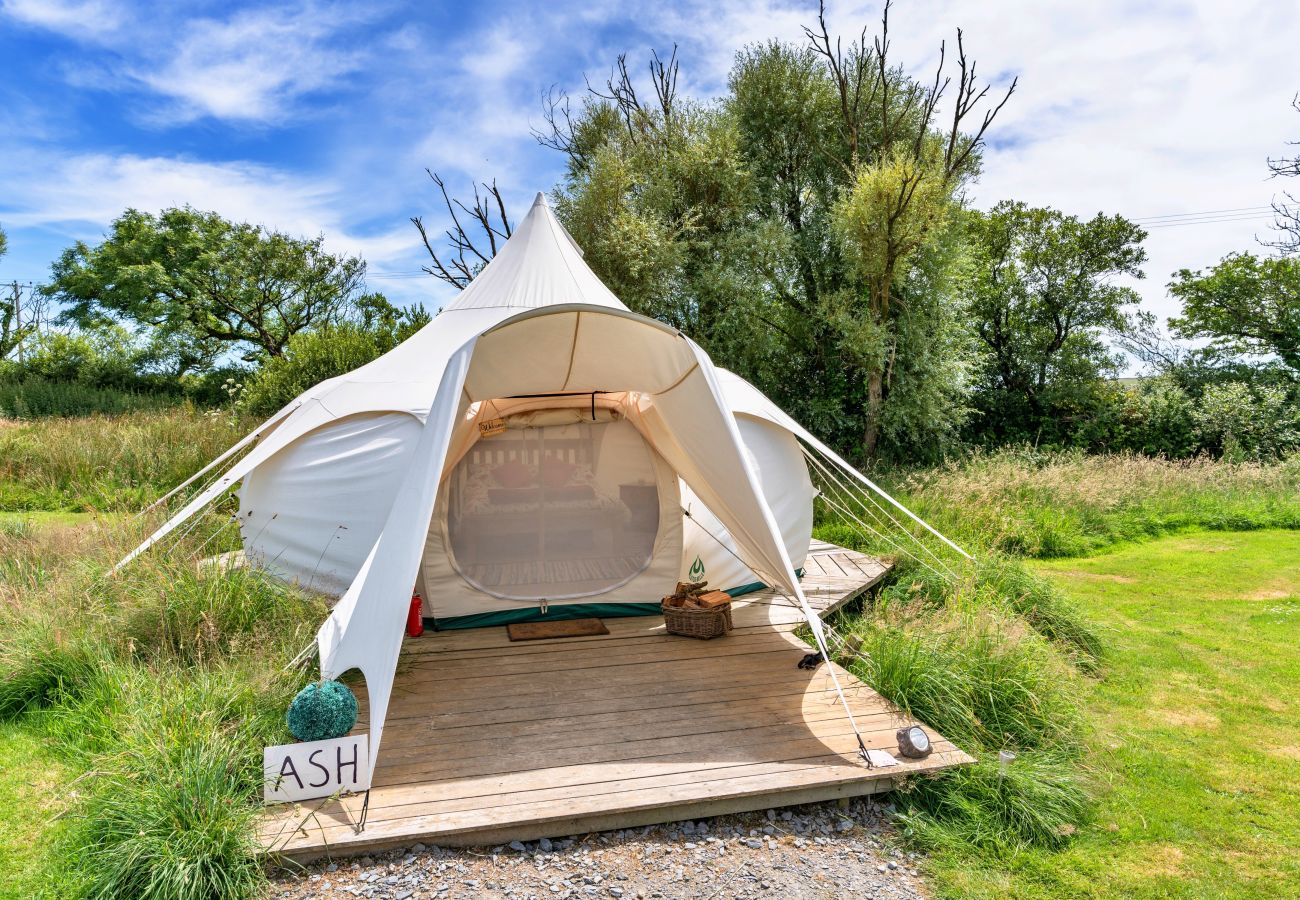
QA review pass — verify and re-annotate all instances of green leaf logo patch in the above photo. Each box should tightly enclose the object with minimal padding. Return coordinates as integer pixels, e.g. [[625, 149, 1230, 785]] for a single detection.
[[688, 555, 705, 581]]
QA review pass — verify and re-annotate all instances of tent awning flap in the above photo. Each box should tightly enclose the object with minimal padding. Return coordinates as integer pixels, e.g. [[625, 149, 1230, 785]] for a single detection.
[[315, 341, 477, 780], [629, 341, 801, 597]]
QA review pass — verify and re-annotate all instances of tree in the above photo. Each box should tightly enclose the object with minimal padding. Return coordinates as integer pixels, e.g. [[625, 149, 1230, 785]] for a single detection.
[[1265, 94, 1300, 255], [44, 207, 369, 371], [0, 224, 17, 360], [806, 0, 1014, 456], [1167, 253, 1300, 372], [534, 1, 1012, 461], [965, 201, 1147, 442]]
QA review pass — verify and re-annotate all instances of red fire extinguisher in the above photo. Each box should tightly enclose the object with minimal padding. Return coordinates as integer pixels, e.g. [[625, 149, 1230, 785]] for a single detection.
[[406, 592, 424, 637]]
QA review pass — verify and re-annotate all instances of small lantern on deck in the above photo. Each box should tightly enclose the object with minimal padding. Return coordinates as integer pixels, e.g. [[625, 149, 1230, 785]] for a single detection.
[[896, 725, 932, 759]]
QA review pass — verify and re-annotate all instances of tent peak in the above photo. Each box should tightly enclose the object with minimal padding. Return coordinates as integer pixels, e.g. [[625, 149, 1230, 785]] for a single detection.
[[438, 187, 627, 313]]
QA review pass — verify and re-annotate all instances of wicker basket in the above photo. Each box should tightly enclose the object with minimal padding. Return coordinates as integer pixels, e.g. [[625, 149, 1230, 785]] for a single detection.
[[661, 600, 733, 639]]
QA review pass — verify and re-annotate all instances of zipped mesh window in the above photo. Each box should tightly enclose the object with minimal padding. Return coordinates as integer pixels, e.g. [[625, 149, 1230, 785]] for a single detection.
[[447, 418, 660, 600]]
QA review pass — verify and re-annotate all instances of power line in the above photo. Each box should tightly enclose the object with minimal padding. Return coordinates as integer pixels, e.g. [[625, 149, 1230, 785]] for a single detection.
[[1143, 213, 1280, 229], [1129, 204, 1276, 223], [1126, 203, 1295, 230]]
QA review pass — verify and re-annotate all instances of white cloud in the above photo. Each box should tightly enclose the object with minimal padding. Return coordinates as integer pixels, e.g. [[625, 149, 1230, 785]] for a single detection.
[[1, 152, 333, 234], [4, 0, 386, 124], [132, 4, 376, 124], [1, 0, 124, 41]]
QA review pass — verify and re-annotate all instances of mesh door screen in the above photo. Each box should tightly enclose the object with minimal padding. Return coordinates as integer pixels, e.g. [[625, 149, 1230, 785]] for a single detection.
[[447, 418, 661, 600]]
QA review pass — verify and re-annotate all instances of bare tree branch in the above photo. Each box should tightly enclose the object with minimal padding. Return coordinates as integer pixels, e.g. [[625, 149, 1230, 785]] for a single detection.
[[804, 0, 875, 169], [649, 45, 680, 124], [943, 28, 1017, 179], [1262, 94, 1300, 254], [535, 85, 580, 158], [412, 171, 514, 289]]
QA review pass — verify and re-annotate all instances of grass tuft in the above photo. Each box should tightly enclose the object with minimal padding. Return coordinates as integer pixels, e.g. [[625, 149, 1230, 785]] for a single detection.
[[0, 618, 101, 719], [897, 750, 1090, 853], [0, 504, 323, 898], [51, 660, 301, 900]]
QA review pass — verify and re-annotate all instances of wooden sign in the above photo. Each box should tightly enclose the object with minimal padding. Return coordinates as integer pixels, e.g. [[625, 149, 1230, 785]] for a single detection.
[[478, 417, 507, 438], [263, 734, 369, 803]]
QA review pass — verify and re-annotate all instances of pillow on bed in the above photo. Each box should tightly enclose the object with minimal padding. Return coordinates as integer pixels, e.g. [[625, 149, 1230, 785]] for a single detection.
[[539, 457, 577, 489], [492, 459, 534, 489]]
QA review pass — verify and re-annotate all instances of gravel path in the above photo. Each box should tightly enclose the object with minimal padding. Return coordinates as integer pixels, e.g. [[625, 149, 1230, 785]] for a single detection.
[[271, 796, 926, 900]]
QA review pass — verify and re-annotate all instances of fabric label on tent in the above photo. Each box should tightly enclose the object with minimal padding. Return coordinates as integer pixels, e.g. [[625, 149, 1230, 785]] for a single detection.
[[478, 417, 507, 438]]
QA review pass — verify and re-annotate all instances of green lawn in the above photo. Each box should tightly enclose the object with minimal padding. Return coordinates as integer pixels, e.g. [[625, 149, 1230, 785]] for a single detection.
[[0, 718, 70, 899], [931, 530, 1300, 898]]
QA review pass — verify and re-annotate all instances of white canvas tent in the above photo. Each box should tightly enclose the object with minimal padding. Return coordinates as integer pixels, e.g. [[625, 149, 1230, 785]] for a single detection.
[[120, 193, 964, 785]]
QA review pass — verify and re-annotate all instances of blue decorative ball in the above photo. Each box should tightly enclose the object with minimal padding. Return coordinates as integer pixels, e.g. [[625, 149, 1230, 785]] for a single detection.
[[286, 680, 358, 742]]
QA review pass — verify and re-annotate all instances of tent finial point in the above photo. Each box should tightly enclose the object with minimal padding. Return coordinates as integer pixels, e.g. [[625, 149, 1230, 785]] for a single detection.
[[533, 192, 548, 208]]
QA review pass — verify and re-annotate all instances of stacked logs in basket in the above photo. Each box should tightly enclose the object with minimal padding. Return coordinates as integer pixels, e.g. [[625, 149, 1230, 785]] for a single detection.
[[661, 581, 734, 639]]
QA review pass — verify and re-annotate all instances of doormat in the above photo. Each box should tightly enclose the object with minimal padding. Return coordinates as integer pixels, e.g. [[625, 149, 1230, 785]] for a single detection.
[[507, 618, 609, 641]]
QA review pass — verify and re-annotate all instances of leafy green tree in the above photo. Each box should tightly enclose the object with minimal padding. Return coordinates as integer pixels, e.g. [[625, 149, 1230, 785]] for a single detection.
[[534, 3, 1012, 461], [1130, 377, 1198, 457], [17, 323, 148, 389], [44, 207, 369, 372], [964, 201, 1148, 443], [240, 299, 429, 414], [1167, 253, 1300, 372]]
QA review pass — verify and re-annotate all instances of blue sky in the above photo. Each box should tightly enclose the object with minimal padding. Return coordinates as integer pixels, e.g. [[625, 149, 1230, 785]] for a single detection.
[[2, 0, 1298, 326]]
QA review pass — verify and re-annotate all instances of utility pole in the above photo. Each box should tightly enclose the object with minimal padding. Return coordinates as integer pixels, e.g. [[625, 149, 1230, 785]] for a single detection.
[[8, 281, 21, 364]]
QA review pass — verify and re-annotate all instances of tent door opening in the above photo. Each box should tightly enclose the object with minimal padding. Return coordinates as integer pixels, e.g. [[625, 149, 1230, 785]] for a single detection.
[[442, 416, 663, 603]]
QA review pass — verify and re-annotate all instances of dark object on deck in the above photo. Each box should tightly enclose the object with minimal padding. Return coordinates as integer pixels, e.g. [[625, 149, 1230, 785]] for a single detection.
[[798, 651, 824, 670], [896, 725, 933, 759], [507, 618, 610, 641]]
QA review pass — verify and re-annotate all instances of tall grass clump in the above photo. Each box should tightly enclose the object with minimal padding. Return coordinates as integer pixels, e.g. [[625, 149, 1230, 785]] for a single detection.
[[814, 498, 1100, 858], [0, 409, 253, 512], [884, 447, 1300, 558], [823, 567, 1093, 855], [0, 513, 325, 899], [0, 616, 102, 719], [49, 659, 304, 900]]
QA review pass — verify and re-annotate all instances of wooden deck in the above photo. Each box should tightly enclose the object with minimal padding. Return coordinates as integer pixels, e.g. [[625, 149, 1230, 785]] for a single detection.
[[261, 540, 971, 860]]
